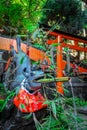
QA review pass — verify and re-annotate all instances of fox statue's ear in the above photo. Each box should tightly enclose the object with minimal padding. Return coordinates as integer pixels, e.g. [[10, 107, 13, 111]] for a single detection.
[[16, 36, 21, 52], [10, 45, 16, 57]]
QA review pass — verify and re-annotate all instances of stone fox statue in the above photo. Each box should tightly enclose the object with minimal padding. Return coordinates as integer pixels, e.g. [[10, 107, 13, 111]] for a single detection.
[[4, 36, 43, 93], [0, 37, 47, 130]]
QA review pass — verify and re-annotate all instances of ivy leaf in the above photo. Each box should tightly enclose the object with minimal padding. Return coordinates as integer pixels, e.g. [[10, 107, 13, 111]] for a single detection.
[[20, 56, 24, 64], [23, 113, 32, 119], [51, 102, 57, 118], [51, 43, 60, 47], [20, 104, 25, 109], [63, 47, 69, 52], [44, 100, 50, 105]]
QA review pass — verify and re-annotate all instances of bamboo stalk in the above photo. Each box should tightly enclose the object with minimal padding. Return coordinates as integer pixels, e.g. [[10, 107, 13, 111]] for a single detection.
[[36, 77, 69, 83]]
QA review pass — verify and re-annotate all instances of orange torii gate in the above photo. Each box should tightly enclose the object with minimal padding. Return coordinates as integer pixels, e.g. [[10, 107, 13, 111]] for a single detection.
[[46, 29, 87, 94]]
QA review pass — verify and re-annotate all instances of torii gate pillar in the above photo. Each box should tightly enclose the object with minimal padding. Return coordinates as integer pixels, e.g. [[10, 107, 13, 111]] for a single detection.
[[56, 35, 64, 94]]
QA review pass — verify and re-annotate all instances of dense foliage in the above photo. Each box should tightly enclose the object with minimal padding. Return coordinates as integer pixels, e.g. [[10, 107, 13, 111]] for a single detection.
[[0, 0, 46, 35], [0, 0, 87, 36], [40, 0, 87, 35]]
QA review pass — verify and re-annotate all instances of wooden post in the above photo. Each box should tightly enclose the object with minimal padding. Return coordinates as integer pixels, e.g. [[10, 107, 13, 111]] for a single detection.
[[56, 35, 64, 94]]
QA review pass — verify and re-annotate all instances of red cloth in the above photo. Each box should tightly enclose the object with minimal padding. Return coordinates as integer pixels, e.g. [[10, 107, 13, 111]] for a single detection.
[[13, 89, 47, 113]]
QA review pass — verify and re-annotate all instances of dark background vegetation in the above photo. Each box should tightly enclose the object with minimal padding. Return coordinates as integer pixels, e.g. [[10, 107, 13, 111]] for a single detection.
[[0, 0, 87, 37]]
